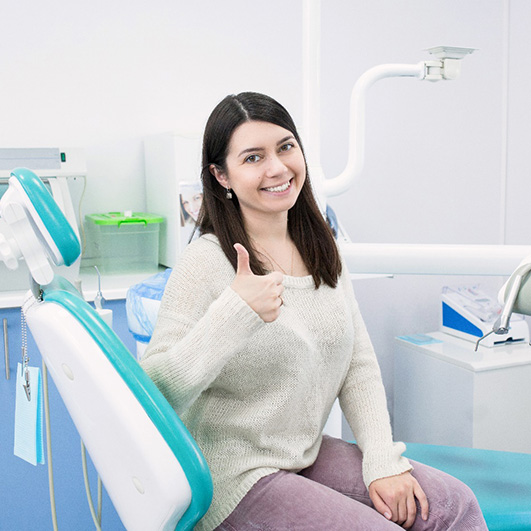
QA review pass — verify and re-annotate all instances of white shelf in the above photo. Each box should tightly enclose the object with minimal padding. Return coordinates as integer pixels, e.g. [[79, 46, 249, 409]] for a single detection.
[[0, 266, 166, 309], [396, 331, 531, 372]]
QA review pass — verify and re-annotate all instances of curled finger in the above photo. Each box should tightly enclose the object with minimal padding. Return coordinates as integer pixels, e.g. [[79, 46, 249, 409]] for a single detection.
[[403, 494, 417, 529], [414, 482, 429, 522]]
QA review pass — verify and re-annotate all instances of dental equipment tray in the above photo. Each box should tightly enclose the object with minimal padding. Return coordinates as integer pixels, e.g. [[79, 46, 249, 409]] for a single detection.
[[441, 286, 529, 347]]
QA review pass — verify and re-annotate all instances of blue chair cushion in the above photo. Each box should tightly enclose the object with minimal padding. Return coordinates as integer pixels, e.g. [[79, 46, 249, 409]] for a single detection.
[[404, 443, 531, 530]]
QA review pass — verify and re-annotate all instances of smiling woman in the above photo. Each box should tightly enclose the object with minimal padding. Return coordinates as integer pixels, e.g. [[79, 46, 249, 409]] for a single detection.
[[140, 92, 488, 531], [197, 92, 341, 286]]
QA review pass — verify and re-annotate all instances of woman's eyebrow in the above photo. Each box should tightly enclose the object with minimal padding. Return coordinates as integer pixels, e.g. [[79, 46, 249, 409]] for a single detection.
[[277, 135, 294, 145], [238, 146, 263, 157]]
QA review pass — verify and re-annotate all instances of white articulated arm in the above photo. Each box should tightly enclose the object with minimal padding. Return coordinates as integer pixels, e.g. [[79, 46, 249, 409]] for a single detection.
[[1, 199, 54, 285], [322, 47, 476, 198], [323, 62, 426, 198], [341, 242, 531, 277]]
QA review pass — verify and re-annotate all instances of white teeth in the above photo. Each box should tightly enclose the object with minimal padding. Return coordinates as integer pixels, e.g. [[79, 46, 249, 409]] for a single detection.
[[264, 181, 290, 193]]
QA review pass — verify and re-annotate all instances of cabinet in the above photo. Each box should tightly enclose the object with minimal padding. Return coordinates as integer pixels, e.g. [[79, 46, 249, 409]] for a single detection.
[[1, 300, 136, 530], [394, 331, 531, 454]]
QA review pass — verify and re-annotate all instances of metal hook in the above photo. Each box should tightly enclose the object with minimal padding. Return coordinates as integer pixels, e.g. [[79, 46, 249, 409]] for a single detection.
[[94, 266, 105, 310], [23, 365, 31, 401], [475, 330, 494, 352], [20, 345, 31, 401]]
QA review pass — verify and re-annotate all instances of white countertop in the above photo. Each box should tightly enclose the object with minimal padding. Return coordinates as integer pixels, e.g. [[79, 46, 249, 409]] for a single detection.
[[0, 266, 386, 309], [0, 266, 166, 309], [396, 330, 531, 372]]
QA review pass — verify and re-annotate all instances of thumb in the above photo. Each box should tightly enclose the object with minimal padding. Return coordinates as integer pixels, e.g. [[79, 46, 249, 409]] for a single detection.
[[234, 243, 253, 276]]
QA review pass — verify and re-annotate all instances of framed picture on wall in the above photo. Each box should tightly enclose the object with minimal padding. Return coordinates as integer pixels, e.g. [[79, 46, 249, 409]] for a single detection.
[[179, 181, 203, 252]]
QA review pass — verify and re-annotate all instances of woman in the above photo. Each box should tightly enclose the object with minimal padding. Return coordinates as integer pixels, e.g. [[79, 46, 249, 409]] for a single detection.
[[180, 183, 203, 226], [141, 92, 487, 530]]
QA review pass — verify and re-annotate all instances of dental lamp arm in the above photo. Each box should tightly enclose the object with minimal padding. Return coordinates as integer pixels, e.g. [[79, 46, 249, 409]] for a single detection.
[[340, 242, 531, 276], [323, 62, 425, 198], [322, 47, 476, 199]]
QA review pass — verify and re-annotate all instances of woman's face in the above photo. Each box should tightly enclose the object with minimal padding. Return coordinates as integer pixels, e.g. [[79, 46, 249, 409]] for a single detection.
[[211, 120, 306, 223], [181, 192, 203, 221]]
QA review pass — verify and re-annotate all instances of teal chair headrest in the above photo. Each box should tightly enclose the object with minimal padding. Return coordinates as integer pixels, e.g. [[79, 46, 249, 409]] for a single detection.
[[10, 167, 80, 266]]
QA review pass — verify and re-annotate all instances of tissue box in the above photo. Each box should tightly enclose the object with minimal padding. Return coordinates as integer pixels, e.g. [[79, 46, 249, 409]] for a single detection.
[[85, 212, 164, 273]]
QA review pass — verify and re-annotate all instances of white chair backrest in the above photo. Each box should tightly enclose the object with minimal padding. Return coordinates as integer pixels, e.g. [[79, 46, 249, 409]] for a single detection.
[[25, 283, 212, 531]]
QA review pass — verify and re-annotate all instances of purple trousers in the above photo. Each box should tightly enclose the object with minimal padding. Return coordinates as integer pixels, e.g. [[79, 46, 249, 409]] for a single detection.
[[215, 436, 488, 530]]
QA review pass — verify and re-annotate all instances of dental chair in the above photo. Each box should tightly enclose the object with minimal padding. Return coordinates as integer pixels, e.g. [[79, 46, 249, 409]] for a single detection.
[[0, 168, 213, 530]]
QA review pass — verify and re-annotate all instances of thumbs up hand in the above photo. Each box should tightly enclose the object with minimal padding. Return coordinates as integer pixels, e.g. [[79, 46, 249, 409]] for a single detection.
[[231, 243, 284, 323]]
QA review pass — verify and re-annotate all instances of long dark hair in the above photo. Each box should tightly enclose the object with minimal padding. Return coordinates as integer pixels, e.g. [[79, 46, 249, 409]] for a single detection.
[[197, 92, 341, 288]]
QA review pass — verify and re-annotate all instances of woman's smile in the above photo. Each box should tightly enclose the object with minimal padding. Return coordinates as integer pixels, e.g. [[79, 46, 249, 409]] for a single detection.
[[261, 179, 293, 194]]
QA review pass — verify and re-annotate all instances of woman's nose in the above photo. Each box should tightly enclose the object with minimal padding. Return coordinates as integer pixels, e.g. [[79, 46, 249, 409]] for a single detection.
[[264, 154, 288, 178]]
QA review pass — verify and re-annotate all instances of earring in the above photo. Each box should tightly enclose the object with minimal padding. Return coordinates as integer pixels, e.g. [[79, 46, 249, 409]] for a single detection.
[[226, 187, 233, 200]]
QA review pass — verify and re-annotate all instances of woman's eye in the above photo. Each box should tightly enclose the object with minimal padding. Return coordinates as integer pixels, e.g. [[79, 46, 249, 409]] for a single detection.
[[245, 154, 261, 163], [280, 143, 294, 152]]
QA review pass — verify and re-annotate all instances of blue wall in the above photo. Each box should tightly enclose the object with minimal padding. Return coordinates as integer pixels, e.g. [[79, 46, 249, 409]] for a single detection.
[[0, 299, 135, 530]]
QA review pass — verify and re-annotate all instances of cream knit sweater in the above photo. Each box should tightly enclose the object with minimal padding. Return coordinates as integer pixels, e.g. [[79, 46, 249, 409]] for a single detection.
[[141, 234, 411, 530]]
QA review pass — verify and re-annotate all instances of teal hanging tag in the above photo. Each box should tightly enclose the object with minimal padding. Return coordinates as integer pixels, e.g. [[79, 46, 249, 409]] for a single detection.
[[14, 363, 45, 465]]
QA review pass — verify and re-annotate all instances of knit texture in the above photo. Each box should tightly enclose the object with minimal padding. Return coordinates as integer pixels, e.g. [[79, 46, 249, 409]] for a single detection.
[[141, 234, 412, 530]]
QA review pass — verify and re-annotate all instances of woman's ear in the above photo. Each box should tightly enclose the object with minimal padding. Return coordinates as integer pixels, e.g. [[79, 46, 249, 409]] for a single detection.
[[210, 164, 229, 188]]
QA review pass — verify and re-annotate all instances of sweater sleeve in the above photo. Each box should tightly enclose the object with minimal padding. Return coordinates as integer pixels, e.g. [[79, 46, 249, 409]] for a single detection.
[[337, 268, 412, 487], [140, 237, 264, 415]]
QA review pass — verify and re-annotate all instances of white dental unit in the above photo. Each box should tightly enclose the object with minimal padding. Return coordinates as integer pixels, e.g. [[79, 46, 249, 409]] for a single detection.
[[0, 148, 84, 292]]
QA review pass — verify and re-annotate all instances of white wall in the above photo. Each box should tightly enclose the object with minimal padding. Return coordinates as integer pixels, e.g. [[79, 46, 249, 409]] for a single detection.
[[3, 0, 529, 435], [506, 0, 531, 244], [322, 0, 505, 246], [1, 0, 302, 215]]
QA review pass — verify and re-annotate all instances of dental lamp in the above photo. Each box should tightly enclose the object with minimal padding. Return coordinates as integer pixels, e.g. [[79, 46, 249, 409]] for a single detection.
[[0, 167, 80, 286], [475, 258, 531, 350], [328, 43, 531, 276], [301, 20, 531, 277], [322, 45, 477, 198], [301, 3, 531, 279]]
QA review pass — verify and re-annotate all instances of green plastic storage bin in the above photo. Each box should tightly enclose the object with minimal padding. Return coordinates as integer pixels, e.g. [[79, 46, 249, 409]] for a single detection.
[[85, 212, 164, 273]]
